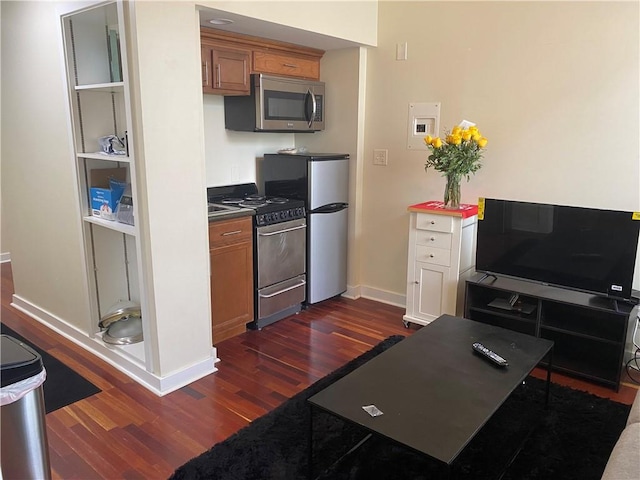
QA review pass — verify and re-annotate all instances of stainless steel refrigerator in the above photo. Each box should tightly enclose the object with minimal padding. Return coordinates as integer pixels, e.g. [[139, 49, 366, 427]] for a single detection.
[[263, 153, 349, 304]]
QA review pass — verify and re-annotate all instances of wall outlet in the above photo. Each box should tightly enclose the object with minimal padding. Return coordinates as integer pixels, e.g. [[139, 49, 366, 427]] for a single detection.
[[231, 163, 239, 181], [373, 149, 388, 166]]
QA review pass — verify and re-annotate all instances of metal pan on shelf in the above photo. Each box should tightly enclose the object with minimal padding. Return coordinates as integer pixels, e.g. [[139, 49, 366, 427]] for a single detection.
[[103, 316, 143, 345]]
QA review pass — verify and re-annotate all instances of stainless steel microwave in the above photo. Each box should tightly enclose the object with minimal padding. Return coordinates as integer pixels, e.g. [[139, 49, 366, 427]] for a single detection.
[[224, 74, 325, 133]]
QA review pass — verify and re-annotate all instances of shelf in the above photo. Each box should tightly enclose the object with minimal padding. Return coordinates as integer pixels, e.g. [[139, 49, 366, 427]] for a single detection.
[[77, 152, 130, 163], [464, 285, 537, 322], [83, 215, 135, 236], [62, 0, 154, 390], [468, 305, 536, 324], [93, 331, 145, 366], [539, 329, 621, 384], [75, 82, 124, 92], [467, 308, 536, 336], [540, 325, 620, 345], [541, 302, 626, 342]]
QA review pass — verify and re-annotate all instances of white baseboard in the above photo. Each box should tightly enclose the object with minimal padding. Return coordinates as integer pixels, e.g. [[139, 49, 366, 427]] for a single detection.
[[0, 253, 11, 263], [343, 283, 406, 309], [342, 284, 361, 300], [10, 293, 217, 396]]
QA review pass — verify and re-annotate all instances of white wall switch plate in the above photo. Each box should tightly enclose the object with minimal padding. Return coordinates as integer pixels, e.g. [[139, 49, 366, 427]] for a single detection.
[[396, 42, 408, 61]]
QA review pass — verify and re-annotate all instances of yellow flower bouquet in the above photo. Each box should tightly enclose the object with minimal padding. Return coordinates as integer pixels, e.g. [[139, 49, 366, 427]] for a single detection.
[[424, 122, 488, 208]]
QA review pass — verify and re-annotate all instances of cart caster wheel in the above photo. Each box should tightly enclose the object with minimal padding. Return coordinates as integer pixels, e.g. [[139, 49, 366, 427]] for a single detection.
[[403, 320, 410, 328]]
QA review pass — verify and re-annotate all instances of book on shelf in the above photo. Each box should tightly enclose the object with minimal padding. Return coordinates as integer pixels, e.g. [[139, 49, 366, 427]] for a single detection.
[[107, 28, 122, 83]]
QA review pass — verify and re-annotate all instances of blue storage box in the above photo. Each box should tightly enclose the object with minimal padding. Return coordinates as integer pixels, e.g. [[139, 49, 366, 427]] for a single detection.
[[89, 168, 127, 221]]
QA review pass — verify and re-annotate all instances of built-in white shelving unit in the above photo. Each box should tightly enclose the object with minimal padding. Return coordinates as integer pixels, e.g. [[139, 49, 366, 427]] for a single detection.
[[62, 1, 149, 368]]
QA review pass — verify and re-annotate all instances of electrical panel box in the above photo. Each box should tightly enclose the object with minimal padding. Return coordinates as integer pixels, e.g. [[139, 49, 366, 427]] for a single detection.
[[407, 102, 440, 150]]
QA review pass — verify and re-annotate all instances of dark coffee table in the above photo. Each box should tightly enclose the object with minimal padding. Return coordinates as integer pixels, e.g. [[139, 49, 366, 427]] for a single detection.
[[307, 314, 554, 478]]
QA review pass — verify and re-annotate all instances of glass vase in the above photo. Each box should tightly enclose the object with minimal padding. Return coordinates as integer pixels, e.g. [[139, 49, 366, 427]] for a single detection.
[[444, 173, 461, 209]]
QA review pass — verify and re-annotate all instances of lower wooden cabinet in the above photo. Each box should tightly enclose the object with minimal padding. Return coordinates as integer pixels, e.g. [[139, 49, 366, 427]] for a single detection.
[[209, 216, 254, 343]]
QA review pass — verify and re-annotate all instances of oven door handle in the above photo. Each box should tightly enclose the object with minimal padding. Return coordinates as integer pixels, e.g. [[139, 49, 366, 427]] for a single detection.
[[257, 225, 306, 236], [259, 279, 307, 299]]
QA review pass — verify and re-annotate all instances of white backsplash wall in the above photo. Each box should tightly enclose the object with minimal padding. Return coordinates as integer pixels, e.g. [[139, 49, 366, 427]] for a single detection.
[[202, 94, 294, 187]]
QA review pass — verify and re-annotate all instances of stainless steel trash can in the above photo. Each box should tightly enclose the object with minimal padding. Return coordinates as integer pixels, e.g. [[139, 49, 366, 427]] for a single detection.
[[1, 334, 52, 480]]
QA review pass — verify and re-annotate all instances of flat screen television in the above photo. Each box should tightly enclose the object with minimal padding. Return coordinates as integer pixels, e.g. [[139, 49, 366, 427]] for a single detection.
[[476, 198, 640, 301]]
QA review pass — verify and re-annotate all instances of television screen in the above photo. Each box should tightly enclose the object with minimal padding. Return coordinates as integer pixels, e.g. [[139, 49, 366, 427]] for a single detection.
[[476, 199, 640, 300]]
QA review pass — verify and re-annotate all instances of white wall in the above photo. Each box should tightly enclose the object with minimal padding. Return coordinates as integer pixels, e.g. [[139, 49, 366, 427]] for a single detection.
[[199, 0, 378, 47], [361, 1, 640, 299], [127, 1, 213, 376], [1, 1, 93, 332], [202, 95, 293, 187]]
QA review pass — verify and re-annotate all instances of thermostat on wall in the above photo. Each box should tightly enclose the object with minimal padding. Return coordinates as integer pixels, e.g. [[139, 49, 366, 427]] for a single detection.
[[407, 102, 440, 150]]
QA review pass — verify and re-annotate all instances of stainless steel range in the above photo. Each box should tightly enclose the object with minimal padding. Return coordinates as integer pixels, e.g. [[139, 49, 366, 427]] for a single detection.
[[207, 183, 306, 329]]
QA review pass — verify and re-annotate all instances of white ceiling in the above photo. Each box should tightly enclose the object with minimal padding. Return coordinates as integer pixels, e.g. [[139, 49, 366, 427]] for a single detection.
[[198, 7, 361, 51]]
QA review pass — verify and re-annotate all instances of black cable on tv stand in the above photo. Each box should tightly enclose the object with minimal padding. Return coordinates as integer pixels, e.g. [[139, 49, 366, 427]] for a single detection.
[[477, 272, 498, 284]]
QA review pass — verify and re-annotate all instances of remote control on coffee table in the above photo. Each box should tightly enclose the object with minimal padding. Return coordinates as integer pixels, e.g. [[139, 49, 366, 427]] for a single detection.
[[473, 342, 509, 367]]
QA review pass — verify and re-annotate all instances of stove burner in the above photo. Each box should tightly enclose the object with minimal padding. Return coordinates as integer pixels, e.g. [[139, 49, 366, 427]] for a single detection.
[[206, 184, 305, 226], [220, 198, 243, 205], [240, 200, 268, 208], [267, 197, 288, 204]]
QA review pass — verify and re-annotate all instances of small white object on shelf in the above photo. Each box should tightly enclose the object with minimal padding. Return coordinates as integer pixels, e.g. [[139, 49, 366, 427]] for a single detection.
[[276, 146, 308, 154]]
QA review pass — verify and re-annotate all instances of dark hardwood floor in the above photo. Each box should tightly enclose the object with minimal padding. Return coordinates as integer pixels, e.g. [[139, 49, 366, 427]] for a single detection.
[[1, 262, 637, 479]]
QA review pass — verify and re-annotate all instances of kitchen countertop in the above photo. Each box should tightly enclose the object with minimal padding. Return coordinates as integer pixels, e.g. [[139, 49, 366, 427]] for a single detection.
[[207, 207, 254, 223]]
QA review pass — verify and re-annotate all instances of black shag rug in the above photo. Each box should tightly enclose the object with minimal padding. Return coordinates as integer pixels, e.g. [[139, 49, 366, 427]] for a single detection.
[[171, 335, 631, 480], [1, 323, 101, 413]]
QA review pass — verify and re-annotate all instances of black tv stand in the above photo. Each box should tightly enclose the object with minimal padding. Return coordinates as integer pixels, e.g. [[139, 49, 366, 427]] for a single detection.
[[465, 273, 635, 391]]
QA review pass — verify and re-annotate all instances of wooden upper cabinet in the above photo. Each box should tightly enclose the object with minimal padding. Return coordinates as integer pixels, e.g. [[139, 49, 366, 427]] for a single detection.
[[200, 28, 325, 95], [201, 45, 250, 95], [253, 51, 320, 80]]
